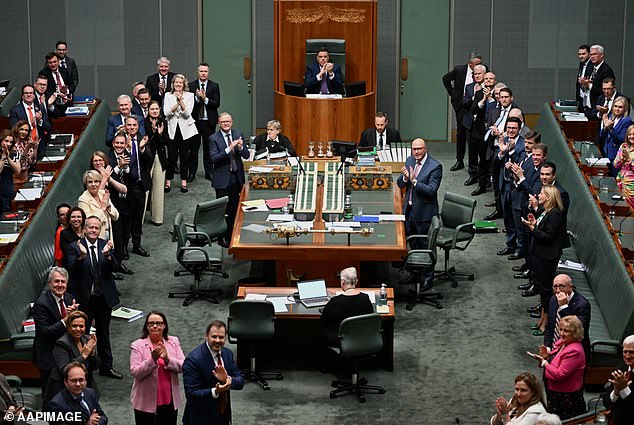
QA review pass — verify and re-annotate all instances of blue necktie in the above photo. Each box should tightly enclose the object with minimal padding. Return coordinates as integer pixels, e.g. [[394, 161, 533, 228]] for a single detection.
[[130, 137, 141, 182]]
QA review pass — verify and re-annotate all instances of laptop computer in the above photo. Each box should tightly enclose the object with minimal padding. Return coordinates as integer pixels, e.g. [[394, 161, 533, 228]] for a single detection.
[[297, 279, 330, 308]]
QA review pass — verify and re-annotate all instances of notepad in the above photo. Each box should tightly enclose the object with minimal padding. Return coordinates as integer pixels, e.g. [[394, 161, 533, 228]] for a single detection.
[[111, 306, 144, 322]]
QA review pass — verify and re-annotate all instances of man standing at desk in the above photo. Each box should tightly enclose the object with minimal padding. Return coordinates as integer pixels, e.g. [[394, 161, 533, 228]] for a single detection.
[[183, 320, 243, 425], [209, 112, 249, 247], [358, 112, 402, 150], [304, 47, 344, 95]]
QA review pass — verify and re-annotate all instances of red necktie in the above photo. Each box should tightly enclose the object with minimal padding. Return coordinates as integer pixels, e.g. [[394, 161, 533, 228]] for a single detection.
[[216, 352, 227, 414], [27, 106, 38, 141], [55, 71, 63, 89], [59, 299, 67, 319]]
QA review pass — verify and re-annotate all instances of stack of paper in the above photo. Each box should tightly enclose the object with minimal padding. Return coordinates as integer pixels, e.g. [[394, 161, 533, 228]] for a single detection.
[[111, 306, 144, 322]]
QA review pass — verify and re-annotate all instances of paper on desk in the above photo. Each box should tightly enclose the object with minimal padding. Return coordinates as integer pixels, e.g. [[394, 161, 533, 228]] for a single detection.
[[267, 214, 294, 222], [0, 233, 19, 244], [585, 157, 609, 166], [249, 166, 275, 173], [17, 188, 42, 200], [287, 157, 300, 167], [265, 198, 289, 209], [291, 221, 313, 230], [245, 293, 267, 301], [242, 199, 266, 207], [242, 203, 268, 212], [242, 224, 269, 233], [558, 260, 584, 271], [335, 290, 377, 303], [379, 214, 405, 222], [267, 297, 288, 313], [41, 155, 65, 162]]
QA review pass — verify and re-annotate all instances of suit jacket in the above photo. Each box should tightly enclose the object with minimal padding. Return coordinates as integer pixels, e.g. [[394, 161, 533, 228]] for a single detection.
[[303, 62, 344, 95], [358, 127, 402, 148], [601, 115, 633, 163], [182, 343, 244, 425], [32, 290, 75, 370], [460, 82, 479, 130], [145, 72, 175, 104], [105, 114, 146, 147], [468, 89, 488, 140], [39, 66, 76, 102], [130, 336, 185, 413], [533, 180, 570, 248], [495, 137, 526, 192], [45, 333, 100, 406], [544, 340, 586, 393], [588, 62, 616, 108], [209, 129, 250, 189], [131, 99, 144, 119], [66, 237, 120, 309], [530, 207, 564, 261], [603, 366, 634, 425], [591, 90, 623, 120], [8, 102, 51, 140], [144, 116, 169, 170], [442, 64, 469, 114], [544, 292, 591, 358], [396, 155, 442, 222], [188, 80, 221, 127], [60, 56, 79, 90], [48, 387, 107, 425], [77, 190, 119, 242], [253, 133, 296, 157], [164, 92, 197, 140], [512, 162, 540, 212], [576, 59, 593, 106], [0, 373, 17, 417]]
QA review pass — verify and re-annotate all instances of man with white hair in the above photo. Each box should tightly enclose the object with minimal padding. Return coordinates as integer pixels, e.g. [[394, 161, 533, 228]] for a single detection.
[[535, 412, 562, 425], [146, 56, 175, 105], [579, 45, 615, 117], [105, 94, 145, 147], [603, 334, 634, 424]]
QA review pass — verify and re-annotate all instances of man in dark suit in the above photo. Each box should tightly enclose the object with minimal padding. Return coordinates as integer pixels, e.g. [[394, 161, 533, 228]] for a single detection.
[[543, 274, 591, 358], [105, 94, 145, 147], [580, 45, 616, 117], [8, 84, 52, 158], [48, 362, 107, 424], [0, 373, 24, 419], [358, 112, 402, 150], [576, 44, 592, 112], [603, 334, 634, 424], [145, 56, 175, 105], [39, 52, 75, 116], [469, 71, 497, 196], [131, 88, 151, 119], [189, 62, 221, 182], [183, 320, 244, 425], [32, 267, 79, 396], [34, 74, 63, 120], [55, 41, 79, 91], [130, 81, 145, 116], [442, 52, 483, 171], [303, 47, 344, 95], [108, 132, 134, 269], [461, 64, 486, 188], [66, 216, 122, 380], [209, 112, 250, 247]]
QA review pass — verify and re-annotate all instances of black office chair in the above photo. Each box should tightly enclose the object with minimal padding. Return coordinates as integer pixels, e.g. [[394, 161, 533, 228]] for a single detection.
[[186, 197, 228, 246], [434, 192, 477, 287], [328, 313, 385, 403], [402, 215, 443, 310], [306, 38, 346, 79], [169, 212, 228, 306], [227, 300, 283, 390]]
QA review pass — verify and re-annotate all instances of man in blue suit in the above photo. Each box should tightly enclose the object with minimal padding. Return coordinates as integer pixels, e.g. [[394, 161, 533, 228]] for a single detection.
[[48, 362, 107, 424], [105, 94, 145, 147], [303, 47, 344, 95], [209, 112, 250, 247], [9, 84, 52, 159], [66, 216, 122, 380], [183, 320, 244, 425]]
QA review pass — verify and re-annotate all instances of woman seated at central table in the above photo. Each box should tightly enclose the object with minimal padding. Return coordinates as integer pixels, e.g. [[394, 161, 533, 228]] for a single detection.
[[253, 119, 297, 157], [320, 267, 373, 348]]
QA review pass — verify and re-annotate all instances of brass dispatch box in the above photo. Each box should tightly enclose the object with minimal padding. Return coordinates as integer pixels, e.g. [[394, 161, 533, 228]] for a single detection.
[[348, 165, 392, 190]]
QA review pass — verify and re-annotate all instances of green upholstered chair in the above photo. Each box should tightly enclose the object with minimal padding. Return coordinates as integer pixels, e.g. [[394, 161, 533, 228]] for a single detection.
[[186, 197, 228, 246], [328, 313, 385, 403], [434, 192, 477, 287], [227, 300, 283, 390], [403, 215, 443, 310], [169, 212, 227, 306]]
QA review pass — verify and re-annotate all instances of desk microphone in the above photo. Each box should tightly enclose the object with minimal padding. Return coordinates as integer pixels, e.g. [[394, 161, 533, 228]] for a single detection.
[[296, 155, 306, 175], [618, 209, 632, 236]]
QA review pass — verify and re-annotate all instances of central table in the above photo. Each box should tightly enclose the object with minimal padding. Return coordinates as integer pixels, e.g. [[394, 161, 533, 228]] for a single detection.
[[235, 286, 395, 371]]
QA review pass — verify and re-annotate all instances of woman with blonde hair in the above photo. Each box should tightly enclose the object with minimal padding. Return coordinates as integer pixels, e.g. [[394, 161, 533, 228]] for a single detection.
[[77, 169, 119, 242], [601, 96, 632, 176], [613, 124, 634, 210]]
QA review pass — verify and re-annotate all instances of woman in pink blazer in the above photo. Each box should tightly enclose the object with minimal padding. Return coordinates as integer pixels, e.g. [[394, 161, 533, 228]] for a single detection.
[[130, 311, 185, 425], [528, 315, 586, 420]]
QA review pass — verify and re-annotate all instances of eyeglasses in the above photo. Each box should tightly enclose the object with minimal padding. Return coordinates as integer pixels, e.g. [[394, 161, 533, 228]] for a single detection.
[[552, 284, 569, 289], [148, 321, 164, 327], [22, 91, 34, 95], [412, 147, 426, 151]]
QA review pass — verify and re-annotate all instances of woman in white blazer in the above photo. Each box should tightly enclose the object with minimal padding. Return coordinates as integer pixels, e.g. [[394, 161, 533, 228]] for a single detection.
[[163, 74, 198, 193]]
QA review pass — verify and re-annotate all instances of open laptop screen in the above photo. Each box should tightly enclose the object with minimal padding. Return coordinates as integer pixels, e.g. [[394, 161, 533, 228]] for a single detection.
[[297, 279, 328, 300]]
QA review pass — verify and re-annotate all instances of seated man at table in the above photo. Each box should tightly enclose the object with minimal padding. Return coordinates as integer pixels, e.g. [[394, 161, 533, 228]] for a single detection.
[[303, 47, 344, 95], [320, 267, 373, 349], [358, 112, 402, 150], [253, 119, 297, 157]]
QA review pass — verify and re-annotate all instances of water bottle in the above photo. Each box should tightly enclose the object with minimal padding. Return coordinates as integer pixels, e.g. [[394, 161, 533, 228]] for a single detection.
[[344, 195, 352, 219], [287, 194, 294, 214], [379, 284, 387, 306]]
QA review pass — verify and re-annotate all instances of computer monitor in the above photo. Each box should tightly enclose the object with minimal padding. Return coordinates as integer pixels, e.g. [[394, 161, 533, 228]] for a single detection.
[[330, 140, 357, 157], [346, 81, 366, 98], [283, 81, 306, 97]]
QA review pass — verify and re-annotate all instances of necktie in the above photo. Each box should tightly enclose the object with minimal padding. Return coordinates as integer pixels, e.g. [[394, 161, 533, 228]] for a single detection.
[[61, 59, 67, 69], [27, 106, 38, 140], [199, 83, 206, 119], [378, 133, 384, 150], [553, 309, 562, 345], [320, 77, 329, 94], [79, 395, 90, 418], [90, 245, 98, 269], [216, 353, 228, 415], [130, 138, 141, 182], [143, 108, 148, 118], [408, 161, 422, 205], [161, 76, 167, 94], [485, 108, 507, 140], [59, 299, 67, 319], [55, 71, 63, 89], [590, 66, 598, 82], [225, 133, 237, 172]]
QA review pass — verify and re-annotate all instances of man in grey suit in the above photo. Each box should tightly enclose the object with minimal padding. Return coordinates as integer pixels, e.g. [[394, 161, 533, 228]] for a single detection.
[[209, 112, 249, 247]]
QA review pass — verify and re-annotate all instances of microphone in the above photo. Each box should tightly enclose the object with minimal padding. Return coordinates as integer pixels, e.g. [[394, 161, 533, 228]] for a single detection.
[[296, 155, 306, 176], [618, 208, 632, 236]]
